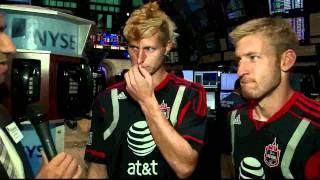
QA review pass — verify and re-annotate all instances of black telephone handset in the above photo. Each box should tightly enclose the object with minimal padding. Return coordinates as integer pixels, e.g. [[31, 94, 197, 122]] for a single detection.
[[57, 61, 93, 118], [20, 63, 40, 102], [11, 59, 41, 120]]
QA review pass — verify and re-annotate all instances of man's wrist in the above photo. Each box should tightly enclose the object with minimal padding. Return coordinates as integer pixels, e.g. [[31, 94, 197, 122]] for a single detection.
[[139, 95, 158, 113]]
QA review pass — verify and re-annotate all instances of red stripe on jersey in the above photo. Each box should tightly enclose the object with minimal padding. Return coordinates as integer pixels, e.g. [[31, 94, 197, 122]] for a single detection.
[[305, 151, 320, 178], [182, 135, 203, 145], [171, 75, 189, 85], [298, 95, 320, 114], [176, 101, 192, 129], [169, 74, 201, 92], [85, 149, 107, 158], [248, 92, 300, 130], [267, 92, 300, 122], [106, 81, 126, 91], [289, 109, 303, 119], [93, 94, 105, 115], [309, 120, 320, 128], [196, 88, 205, 115], [295, 102, 320, 119], [300, 93, 320, 107], [291, 109, 320, 128], [202, 89, 207, 115], [155, 74, 171, 91]]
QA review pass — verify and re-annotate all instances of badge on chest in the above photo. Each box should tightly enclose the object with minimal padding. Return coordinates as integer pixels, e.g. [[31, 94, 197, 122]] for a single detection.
[[5, 122, 24, 144], [159, 100, 171, 119]]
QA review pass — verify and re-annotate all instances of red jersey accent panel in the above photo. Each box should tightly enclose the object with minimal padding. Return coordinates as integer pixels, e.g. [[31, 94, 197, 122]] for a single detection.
[[176, 101, 192, 128], [297, 95, 320, 119], [85, 149, 107, 158], [107, 81, 126, 91], [305, 151, 320, 178], [299, 94, 320, 109], [154, 74, 171, 91], [195, 87, 207, 116], [296, 102, 320, 119]]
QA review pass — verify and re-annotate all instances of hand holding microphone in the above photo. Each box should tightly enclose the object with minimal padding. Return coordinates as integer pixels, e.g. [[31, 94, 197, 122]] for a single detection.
[[26, 103, 82, 178], [26, 103, 57, 161]]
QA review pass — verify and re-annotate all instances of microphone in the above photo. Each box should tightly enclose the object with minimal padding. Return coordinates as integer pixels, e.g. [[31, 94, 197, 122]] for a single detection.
[[26, 103, 57, 161]]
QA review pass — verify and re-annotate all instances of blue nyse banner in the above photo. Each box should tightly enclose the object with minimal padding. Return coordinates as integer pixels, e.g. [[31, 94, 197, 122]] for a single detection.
[[5, 14, 78, 56]]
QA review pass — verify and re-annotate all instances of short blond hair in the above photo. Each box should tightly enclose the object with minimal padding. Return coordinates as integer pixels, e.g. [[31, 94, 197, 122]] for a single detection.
[[229, 17, 299, 56], [123, 1, 177, 46]]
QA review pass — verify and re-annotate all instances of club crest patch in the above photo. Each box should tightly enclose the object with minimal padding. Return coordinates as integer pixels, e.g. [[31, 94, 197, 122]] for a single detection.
[[160, 100, 170, 119], [264, 137, 281, 167]]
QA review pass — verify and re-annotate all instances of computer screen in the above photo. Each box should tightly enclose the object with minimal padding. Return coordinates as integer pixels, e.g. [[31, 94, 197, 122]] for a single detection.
[[182, 70, 194, 82], [194, 71, 218, 88], [269, 0, 303, 14], [220, 91, 232, 101], [225, 0, 246, 20], [286, 17, 305, 41], [221, 73, 239, 90], [206, 91, 216, 110]]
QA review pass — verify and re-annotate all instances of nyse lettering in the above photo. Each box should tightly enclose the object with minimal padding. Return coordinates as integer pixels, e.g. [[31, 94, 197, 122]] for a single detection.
[[34, 30, 76, 50], [127, 160, 158, 176], [25, 145, 42, 158]]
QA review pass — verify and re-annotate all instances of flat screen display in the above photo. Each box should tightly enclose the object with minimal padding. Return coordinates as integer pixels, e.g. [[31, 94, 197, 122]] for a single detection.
[[220, 91, 232, 101], [182, 70, 194, 82], [269, 0, 303, 14], [206, 91, 216, 110], [194, 71, 218, 88], [221, 73, 239, 90], [286, 17, 305, 41]]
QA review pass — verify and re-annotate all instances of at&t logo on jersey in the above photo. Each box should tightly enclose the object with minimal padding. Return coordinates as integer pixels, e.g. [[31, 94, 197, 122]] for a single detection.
[[127, 121, 156, 156], [126, 121, 158, 176], [239, 157, 265, 179], [127, 160, 158, 176], [264, 137, 281, 167]]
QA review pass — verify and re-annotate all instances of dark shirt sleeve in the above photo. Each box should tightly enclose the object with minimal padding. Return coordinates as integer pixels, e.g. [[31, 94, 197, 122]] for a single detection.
[[176, 86, 207, 152], [84, 93, 109, 164]]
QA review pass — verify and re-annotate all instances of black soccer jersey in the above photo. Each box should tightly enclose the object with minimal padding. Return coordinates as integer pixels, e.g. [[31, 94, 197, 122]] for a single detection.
[[85, 74, 207, 179], [223, 91, 320, 179]]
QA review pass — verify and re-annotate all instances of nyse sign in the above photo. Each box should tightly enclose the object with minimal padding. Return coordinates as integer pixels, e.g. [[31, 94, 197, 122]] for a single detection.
[[6, 14, 79, 56], [34, 30, 76, 50]]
